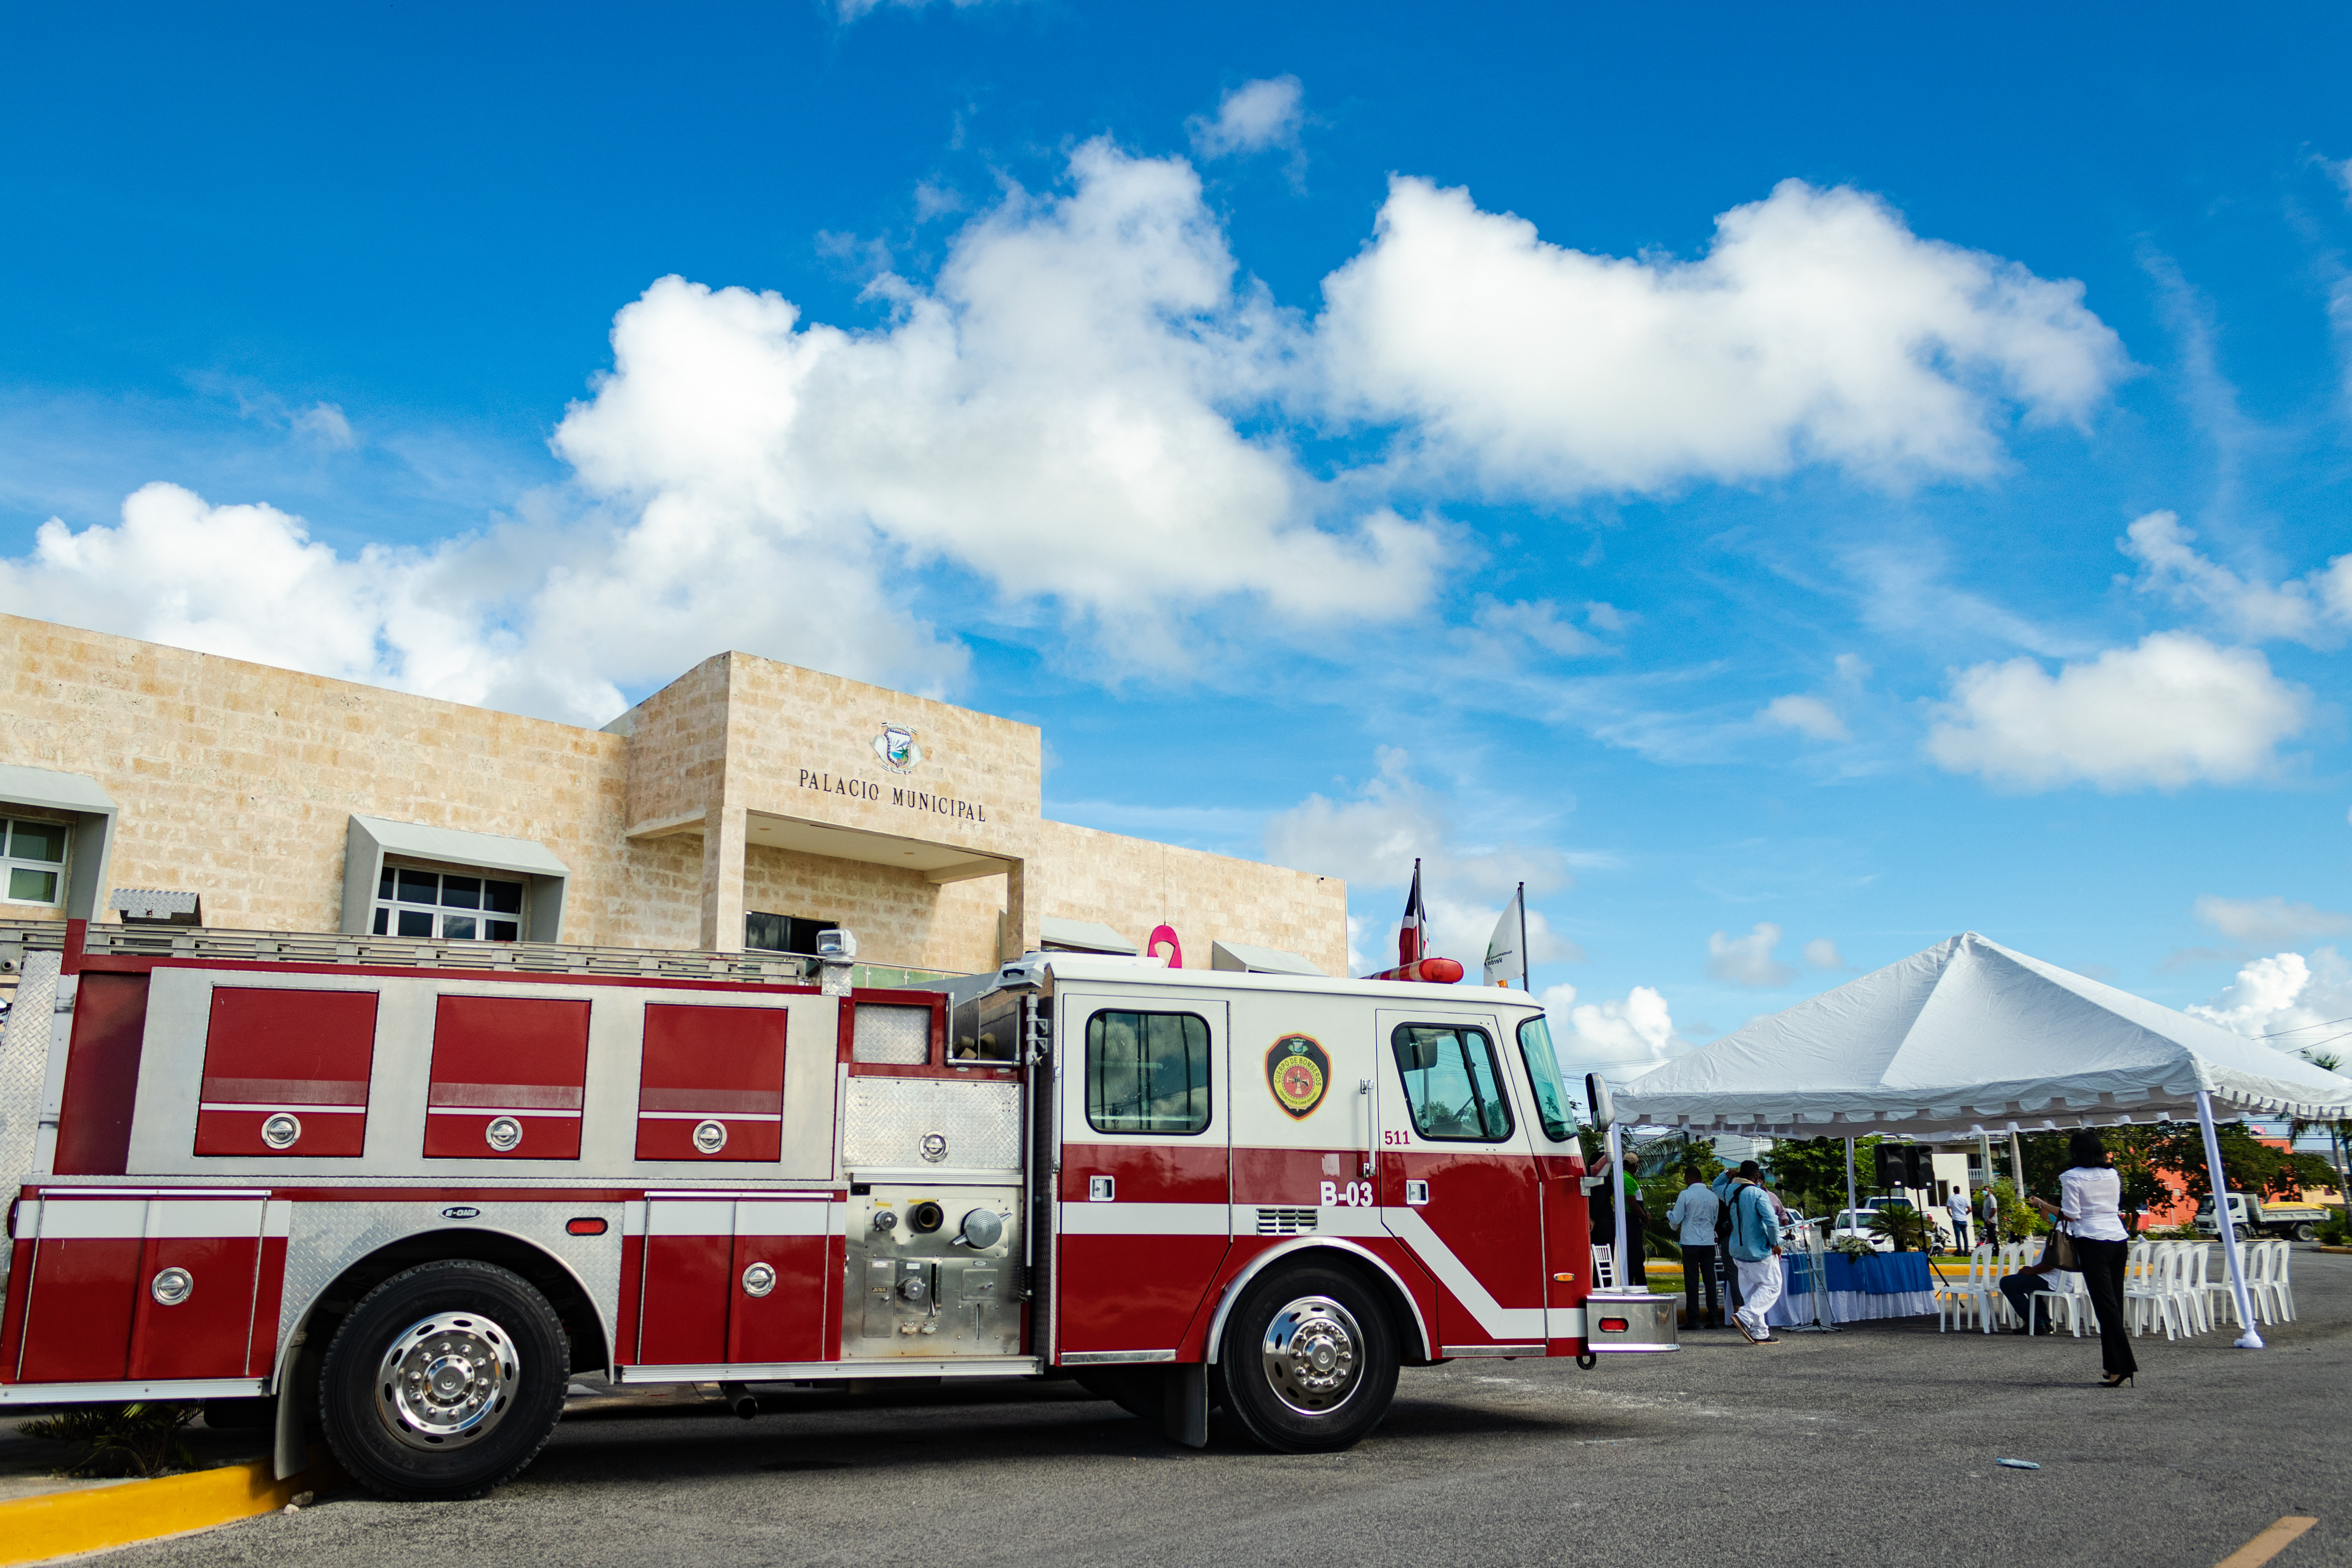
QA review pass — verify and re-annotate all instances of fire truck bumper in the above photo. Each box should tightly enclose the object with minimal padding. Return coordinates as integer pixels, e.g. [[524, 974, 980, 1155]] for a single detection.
[[1581, 1291, 1680, 1353]]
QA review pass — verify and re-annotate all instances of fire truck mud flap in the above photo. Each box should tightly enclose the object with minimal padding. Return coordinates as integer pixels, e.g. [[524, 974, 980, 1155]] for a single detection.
[[1582, 1290, 1679, 1354]]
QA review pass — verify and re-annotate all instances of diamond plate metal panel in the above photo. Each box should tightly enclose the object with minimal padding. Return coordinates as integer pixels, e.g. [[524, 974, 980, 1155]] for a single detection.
[[0, 950, 61, 1199], [853, 1005, 930, 1065], [842, 1078, 1021, 1171], [274, 1200, 626, 1371]]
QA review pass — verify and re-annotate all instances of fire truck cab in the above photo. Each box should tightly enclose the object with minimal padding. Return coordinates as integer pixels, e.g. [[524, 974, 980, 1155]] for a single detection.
[[0, 923, 1653, 1500]]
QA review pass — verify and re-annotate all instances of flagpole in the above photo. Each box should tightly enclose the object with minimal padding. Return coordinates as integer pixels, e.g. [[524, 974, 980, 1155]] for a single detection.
[[1516, 881, 1528, 994]]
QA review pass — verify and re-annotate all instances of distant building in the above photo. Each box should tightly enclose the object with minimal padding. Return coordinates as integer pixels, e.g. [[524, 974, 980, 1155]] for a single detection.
[[0, 616, 1345, 978]]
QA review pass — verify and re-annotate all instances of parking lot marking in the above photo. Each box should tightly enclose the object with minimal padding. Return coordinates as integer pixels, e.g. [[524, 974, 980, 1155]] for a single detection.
[[2218, 1516, 2319, 1568]]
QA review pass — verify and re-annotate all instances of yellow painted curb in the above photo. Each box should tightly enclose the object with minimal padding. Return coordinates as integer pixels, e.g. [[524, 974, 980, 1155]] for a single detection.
[[0, 1456, 337, 1566]]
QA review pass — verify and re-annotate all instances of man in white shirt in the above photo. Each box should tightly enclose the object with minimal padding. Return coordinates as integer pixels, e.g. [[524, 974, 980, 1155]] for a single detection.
[[1665, 1165, 1723, 1330], [1947, 1188, 1972, 1250]]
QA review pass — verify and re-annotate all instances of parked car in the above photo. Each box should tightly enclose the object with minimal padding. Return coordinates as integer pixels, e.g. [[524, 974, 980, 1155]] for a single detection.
[[1829, 1208, 1893, 1252]]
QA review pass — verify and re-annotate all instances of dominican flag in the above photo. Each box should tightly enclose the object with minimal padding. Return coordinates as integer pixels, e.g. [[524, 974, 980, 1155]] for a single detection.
[[1398, 859, 1427, 967]]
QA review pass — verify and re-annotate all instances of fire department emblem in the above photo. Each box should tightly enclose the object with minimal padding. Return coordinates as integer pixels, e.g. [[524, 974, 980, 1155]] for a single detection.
[[873, 724, 923, 774], [1266, 1034, 1331, 1120]]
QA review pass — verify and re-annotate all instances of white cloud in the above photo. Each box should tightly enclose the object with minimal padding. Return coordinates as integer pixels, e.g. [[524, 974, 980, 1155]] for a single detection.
[[1757, 693, 1847, 742], [2187, 949, 2352, 1055], [1707, 922, 1795, 987], [2120, 511, 2352, 645], [0, 483, 419, 687], [1188, 76, 1305, 160], [559, 140, 1446, 678], [2194, 896, 2352, 945], [836, 0, 1010, 19], [1802, 938, 1845, 970], [290, 402, 356, 450], [1317, 176, 2125, 498], [1263, 748, 1580, 969], [1544, 981, 1687, 1083], [1924, 632, 2310, 791]]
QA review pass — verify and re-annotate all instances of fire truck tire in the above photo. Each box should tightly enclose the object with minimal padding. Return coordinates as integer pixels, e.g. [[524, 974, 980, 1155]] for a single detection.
[[318, 1258, 571, 1501], [1215, 1264, 1398, 1454]]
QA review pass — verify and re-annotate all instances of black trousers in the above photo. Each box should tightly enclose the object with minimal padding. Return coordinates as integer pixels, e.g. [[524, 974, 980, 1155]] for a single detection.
[[2073, 1237, 2137, 1377], [1999, 1270, 2051, 1331], [1681, 1244, 1722, 1327]]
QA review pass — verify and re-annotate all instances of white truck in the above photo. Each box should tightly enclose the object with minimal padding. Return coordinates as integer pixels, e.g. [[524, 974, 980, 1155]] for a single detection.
[[2195, 1192, 2335, 1243]]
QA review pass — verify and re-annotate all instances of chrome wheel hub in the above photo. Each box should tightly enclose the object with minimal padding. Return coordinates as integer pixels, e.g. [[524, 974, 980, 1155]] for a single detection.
[[1261, 1295, 1363, 1416], [375, 1313, 521, 1450]]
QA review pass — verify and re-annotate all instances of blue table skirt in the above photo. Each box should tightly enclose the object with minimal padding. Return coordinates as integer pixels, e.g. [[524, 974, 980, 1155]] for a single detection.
[[1760, 1249, 1935, 1326]]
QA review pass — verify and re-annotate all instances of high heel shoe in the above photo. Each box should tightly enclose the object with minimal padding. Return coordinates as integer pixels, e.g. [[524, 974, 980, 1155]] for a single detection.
[[2097, 1372, 2134, 1388]]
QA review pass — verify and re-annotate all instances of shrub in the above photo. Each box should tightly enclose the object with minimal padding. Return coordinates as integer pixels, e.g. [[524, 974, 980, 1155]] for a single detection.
[[18, 1403, 201, 1478], [2319, 1216, 2350, 1247]]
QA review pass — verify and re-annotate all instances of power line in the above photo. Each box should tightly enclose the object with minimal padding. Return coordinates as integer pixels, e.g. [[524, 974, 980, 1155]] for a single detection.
[[2261, 1015, 2352, 1038]]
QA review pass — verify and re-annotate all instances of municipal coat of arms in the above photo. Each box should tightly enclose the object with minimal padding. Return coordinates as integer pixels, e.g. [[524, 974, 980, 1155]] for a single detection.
[[1266, 1034, 1332, 1120], [873, 724, 923, 774]]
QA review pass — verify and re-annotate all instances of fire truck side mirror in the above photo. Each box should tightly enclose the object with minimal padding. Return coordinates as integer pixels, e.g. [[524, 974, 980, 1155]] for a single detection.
[[1584, 1073, 1614, 1132]]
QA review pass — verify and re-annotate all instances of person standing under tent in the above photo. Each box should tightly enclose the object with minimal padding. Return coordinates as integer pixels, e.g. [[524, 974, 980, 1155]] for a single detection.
[[1948, 1186, 1973, 1250], [1981, 1183, 2002, 1249], [1726, 1160, 1785, 1344], [2027, 1130, 2137, 1387], [1666, 1165, 1723, 1330], [1622, 1164, 1649, 1287], [1710, 1166, 1745, 1321]]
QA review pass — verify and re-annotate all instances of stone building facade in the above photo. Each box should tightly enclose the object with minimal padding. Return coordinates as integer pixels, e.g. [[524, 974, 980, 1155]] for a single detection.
[[0, 615, 1347, 977]]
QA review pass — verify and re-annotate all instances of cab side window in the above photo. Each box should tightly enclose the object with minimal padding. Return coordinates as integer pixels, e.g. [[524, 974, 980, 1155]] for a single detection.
[[1085, 1010, 1212, 1135], [1390, 1024, 1514, 1142]]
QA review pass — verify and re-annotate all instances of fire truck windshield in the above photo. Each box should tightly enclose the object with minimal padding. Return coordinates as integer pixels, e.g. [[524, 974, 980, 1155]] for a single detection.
[[1514, 1016, 1578, 1143]]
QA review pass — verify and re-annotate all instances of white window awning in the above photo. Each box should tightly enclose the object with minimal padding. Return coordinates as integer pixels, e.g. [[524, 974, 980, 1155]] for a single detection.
[[1210, 940, 1326, 976], [343, 816, 570, 942], [1041, 917, 1138, 955]]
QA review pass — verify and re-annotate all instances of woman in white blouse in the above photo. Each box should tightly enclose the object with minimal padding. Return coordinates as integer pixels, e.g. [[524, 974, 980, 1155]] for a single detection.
[[2029, 1129, 2136, 1386]]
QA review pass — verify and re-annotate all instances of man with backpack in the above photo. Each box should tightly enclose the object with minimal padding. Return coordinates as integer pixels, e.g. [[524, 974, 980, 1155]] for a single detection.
[[1724, 1160, 1786, 1344]]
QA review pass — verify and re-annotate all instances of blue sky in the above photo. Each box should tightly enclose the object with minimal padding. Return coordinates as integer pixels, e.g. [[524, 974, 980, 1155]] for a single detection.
[[7, 1, 2352, 1084]]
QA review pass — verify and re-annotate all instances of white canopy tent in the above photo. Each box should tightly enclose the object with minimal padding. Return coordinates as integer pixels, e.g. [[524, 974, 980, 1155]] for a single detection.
[[1613, 932, 2352, 1347]]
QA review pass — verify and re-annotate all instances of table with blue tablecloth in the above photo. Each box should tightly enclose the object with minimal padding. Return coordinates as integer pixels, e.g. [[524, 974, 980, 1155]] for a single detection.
[[1762, 1251, 1936, 1326]]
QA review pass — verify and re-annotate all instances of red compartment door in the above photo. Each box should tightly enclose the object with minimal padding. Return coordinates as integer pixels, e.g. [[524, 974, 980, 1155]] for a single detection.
[[195, 988, 379, 1158], [15, 1194, 146, 1382], [727, 1199, 834, 1365], [424, 995, 592, 1160], [635, 1005, 787, 1162], [635, 1198, 734, 1366], [127, 1196, 267, 1380]]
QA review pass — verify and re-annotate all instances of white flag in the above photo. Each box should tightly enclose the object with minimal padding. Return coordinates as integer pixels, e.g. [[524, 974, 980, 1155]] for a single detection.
[[1483, 884, 1526, 989]]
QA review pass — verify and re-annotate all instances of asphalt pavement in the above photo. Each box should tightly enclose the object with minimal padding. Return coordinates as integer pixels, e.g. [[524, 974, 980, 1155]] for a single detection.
[[109, 1251, 2352, 1568]]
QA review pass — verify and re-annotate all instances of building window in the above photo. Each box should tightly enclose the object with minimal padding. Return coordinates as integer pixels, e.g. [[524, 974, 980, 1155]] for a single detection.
[[372, 865, 523, 940], [0, 818, 68, 906], [746, 912, 835, 956]]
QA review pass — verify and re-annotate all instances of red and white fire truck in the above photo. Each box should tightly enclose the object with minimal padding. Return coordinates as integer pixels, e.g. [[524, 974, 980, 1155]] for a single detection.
[[0, 920, 1669, 1500]]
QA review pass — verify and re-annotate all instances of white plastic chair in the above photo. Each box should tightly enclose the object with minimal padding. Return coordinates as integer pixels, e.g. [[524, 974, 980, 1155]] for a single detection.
[[2126, 1241, 2190, 1340], [2178, 1242, 2211, 1334], [2026, 1270, 2092, 1338], [2246, 1240, 2294, 1325], [1591, 1245, 1617, 1290], [1936, 1246, 1998, 1332]]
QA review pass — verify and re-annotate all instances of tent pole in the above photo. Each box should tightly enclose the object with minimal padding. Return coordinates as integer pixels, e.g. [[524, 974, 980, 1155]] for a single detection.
[[2008, 1130, 2026, 1191], [1844, 1137, 1857, 1221], [1607, 1121, 1630, 1289], [2194, 1089, 2263, 1350]]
